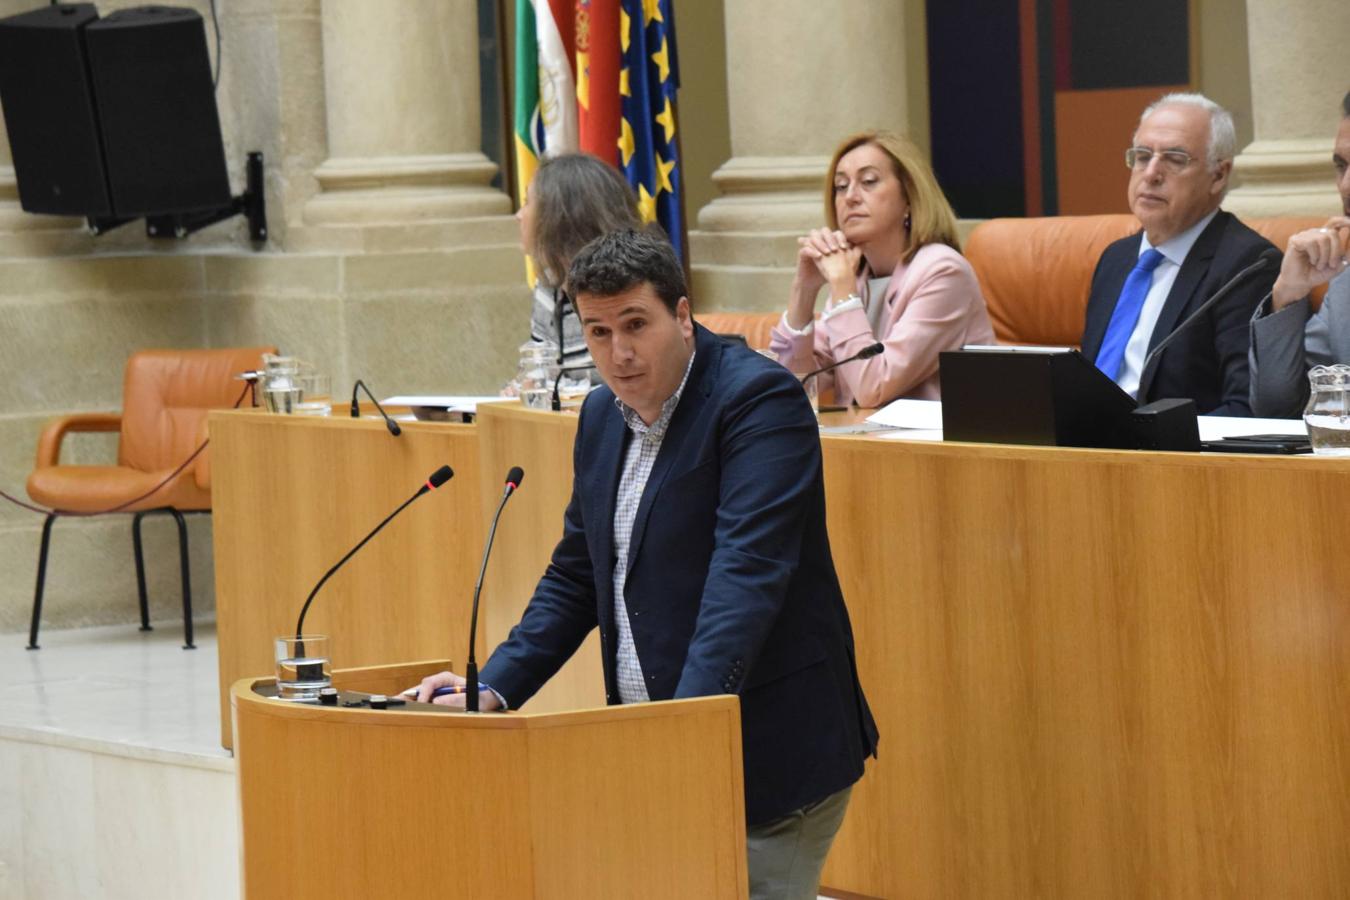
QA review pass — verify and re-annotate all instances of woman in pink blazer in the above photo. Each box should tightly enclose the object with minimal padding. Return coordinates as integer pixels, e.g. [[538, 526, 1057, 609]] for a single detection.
[[770, 131, 995, 407]]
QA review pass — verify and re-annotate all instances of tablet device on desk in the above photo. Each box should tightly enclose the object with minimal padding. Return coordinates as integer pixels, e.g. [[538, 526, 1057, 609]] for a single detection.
[[1200, 434, 1312, 454]]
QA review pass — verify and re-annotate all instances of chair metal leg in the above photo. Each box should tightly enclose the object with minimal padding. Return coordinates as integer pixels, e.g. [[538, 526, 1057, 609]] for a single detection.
[[132, 511, 153, 632], [168, 508, 195, 649], [27, 513, 57, 650]]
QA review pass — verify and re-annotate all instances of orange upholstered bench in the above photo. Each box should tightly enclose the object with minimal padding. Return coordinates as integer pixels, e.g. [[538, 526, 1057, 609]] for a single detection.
[[964, 214, 1328, 346]]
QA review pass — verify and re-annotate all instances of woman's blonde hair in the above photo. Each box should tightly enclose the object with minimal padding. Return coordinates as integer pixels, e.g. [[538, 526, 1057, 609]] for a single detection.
[[823, 131, 961, 264]]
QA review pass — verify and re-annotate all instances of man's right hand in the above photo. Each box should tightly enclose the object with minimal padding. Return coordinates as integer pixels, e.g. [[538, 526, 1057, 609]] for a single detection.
[[407, 670, 503, 710], [1271, 217, 1350, 310]]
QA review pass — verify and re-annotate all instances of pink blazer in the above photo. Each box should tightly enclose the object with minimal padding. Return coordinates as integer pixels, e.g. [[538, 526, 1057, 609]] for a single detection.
[[769, 243, 995, 407]]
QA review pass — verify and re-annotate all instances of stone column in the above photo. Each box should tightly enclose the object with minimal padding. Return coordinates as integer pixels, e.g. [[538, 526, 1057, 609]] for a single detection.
[[1225, 0, 1349, 217], [690, 0, 916, 310], [302, 0, 510, 227]]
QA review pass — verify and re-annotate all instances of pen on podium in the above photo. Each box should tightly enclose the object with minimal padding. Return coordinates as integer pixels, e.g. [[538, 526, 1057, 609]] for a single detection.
[[403, 683, 489, 700]]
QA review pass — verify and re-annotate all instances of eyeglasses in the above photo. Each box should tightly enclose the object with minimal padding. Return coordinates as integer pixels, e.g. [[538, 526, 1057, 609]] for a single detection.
[[1125, 147, 1198, 174]]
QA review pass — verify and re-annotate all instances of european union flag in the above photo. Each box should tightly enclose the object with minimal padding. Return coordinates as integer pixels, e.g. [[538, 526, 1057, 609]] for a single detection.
[[618, 0, 683, 263]]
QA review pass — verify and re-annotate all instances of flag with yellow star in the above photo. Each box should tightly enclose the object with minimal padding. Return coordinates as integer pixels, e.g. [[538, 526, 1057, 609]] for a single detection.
[[618, 0, 683, 262]]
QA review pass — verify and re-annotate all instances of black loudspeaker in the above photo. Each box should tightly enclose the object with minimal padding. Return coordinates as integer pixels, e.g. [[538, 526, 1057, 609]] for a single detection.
[[85, 6, 229, 216], [0, 4, 113, 216]]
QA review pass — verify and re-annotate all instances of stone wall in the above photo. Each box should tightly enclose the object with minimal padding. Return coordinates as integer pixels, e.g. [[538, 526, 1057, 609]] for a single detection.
[[0, 0, 525, 633]]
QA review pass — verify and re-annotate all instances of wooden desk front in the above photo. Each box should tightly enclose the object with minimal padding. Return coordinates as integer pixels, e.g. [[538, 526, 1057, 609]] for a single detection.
[[233, 666, 747, 900], [815, 437, 1350, 897], [210, 411, 485, 748], [212, 406, 1350, 896]]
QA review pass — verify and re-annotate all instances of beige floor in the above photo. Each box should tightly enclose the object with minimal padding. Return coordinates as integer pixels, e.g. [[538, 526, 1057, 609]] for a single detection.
[[0, 621, 229, 759]]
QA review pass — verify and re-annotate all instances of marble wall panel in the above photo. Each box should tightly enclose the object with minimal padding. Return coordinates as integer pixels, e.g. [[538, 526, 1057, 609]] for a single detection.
[[0, 739, 238, 900], [1, 293, 206, 414], [344, 283, 529, 396]]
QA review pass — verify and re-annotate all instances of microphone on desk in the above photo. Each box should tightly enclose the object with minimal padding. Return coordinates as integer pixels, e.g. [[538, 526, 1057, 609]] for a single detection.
[[350, 379, 402, 436], [465, 466, 524, 713], [800, 341, 885, 386], [1139, 248, 1281, 377], [553, 288, 570, 368], [551, 364, 594, 411], [292, 464, 454, 641]]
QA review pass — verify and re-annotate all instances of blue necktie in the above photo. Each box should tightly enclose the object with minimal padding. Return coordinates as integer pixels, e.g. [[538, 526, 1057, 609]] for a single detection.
[[1094, 248, 1166, 381]]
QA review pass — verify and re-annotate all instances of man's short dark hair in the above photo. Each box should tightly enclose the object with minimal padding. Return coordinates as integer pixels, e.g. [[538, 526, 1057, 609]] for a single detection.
[[565, 228, 687, 314], [1343, 90, 1350, 118]]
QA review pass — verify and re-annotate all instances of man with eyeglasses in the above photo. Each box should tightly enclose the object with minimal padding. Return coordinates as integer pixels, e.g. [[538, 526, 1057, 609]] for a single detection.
[[1248, 90, 1350, 418], [1082, 92, 1277, 415]]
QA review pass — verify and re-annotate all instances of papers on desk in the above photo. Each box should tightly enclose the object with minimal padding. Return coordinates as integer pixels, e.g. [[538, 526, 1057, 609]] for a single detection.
[[382, 395, 514, 422], [864, 399, 944, 442], [383, 395, 513, 412], [859, 400, 1307, 447], [1196, 415, 1306, 441]]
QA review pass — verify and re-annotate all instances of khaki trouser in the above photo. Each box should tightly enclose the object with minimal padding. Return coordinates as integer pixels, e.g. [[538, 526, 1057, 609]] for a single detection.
[[747, 785, 853, 900]]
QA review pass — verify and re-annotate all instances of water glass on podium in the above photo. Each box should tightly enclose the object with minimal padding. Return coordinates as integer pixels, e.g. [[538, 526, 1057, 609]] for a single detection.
[[274, 634, 332, 701]]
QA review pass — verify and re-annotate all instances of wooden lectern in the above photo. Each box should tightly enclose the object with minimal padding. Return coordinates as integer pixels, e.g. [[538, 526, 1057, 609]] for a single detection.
[[232, 664, 749, 899]]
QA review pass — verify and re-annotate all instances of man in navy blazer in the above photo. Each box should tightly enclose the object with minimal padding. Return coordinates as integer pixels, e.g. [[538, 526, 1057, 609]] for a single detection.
[[1082, 93, 1277, 415], [417, 229, 878, 898]]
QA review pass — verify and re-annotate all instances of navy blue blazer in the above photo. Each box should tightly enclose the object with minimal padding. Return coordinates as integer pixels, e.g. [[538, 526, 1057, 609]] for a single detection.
[[480, 324, 879, 825], [1081, 210, 1276, 415]]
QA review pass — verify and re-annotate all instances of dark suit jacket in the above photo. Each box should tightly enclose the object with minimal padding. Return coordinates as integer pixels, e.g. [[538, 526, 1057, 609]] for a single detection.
[[1081, 210, 1276, 415], [480, 324, 879, 825]]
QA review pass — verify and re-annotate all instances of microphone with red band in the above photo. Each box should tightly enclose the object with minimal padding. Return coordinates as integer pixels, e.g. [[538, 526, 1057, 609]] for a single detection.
[[465, 466, 524, 712], [293, 464, 453, 641]]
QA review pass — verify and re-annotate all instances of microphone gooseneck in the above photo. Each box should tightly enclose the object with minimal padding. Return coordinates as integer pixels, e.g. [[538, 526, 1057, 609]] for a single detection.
[[551, 364, 594, 411], [800, 341, 885, 384], [350, 379, 402, 436], [1140, 248, 1281, 377], [465, 466, 525, 712], [293, 464, 453, 643]]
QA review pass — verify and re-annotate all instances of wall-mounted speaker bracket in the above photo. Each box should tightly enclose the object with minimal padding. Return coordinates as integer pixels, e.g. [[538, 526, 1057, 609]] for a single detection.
[[86, 150, 267, 245]]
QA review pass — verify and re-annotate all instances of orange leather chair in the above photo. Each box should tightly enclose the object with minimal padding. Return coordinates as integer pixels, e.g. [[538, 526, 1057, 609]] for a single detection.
[[25, 346, 275, 649], [964, 214, 1329, 346], [696, 310, 781, 351]]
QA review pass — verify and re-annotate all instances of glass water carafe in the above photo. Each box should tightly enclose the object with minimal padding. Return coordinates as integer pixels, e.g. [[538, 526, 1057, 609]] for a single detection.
[[1304, 364, 1350, 456]]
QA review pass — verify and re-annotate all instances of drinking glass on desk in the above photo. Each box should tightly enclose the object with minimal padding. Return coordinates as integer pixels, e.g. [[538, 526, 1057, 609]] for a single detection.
[[293, 373, 332, 416], [793, 370, 820, 418], [274, 634, 331, 701], [1305, 365, 1350, 456]]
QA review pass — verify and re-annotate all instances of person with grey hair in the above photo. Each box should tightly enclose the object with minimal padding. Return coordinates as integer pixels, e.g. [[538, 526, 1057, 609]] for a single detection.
[[1081, 92, 1278, 414], [1248, 91, 1350, 418]]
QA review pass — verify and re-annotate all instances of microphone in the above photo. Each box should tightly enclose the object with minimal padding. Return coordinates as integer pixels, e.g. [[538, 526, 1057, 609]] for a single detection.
[[1140, 248, 1281, 377], [550, 364, 594, 411], [465, 466, 524, 713], [350, 379, 402, 436], [800, 341, 885, 385], [553, 288, 569, 368], [293, 464, 453, 641]]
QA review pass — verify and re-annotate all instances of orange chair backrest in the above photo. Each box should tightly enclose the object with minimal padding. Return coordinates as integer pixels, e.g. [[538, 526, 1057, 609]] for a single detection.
[[118, 347, 275, 473], [696, 311, 780, 351], [965, 214, 1331, 346]]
